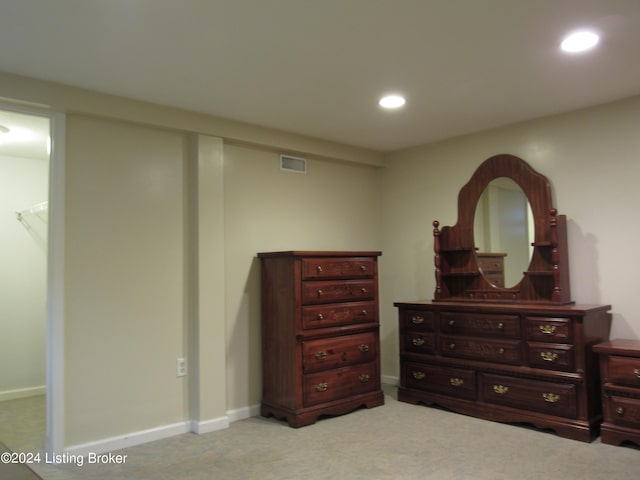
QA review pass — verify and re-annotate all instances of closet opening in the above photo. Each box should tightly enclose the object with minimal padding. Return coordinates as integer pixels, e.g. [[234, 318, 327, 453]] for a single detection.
[[0, 105, 64, 455]]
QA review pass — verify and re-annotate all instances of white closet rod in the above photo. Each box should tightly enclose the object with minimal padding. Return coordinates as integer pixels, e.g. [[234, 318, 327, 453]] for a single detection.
[[16, 201, 48, 222]]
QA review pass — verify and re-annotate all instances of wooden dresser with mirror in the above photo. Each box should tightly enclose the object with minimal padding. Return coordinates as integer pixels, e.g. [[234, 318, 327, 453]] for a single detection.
[[395, 154, 611, 442]]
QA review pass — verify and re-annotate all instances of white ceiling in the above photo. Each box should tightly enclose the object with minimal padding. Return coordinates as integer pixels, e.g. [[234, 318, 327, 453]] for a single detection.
[[1, 0, 639, 152]]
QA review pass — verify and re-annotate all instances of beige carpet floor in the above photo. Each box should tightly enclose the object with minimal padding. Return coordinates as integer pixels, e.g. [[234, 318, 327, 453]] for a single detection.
[[2, 386, 639, 480]]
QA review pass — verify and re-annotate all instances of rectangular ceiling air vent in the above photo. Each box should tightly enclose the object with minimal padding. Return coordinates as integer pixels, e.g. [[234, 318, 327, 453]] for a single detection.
[[280, 154, 307, 174]]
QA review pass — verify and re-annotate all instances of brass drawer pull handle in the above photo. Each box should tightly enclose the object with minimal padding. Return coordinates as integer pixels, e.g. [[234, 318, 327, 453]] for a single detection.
[[498, 348, 505, 354], [358, 344, 370, 353], [411, 315, 424, 324], [448, 319, 455, 326], [634, 368, 640, 379], [361, 309, 368, 316], [497, 322, 504, 329], [317, 313, 324, 320], [359, 374, 370, 383], [315, 383, 328, 392], [316, 265, 323, 273], [449, 343, 456, 350], [412, 371, 425, 380], [543, 393, 560, 403], [412, 338, 425, 346], [616, 406, 625, 416], [317, 289, 323, 297], [361, 287, 367, 294], [540, 351, 558, 362], [315, 351, 327, 360], [539, 325, 557, 335], [450, 377, 464, 387], [359, 265, 366, 272], [493, 385, 509, 395]]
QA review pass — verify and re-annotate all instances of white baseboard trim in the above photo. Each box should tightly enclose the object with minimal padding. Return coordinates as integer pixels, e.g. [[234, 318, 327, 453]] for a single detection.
[[64, 403, 266, 456], [191, 415, 229, 434], [227, 403, 261, 423], [381, 374, 399, 386], [0, 385, 46, 402], [65, 421, 191, 456]]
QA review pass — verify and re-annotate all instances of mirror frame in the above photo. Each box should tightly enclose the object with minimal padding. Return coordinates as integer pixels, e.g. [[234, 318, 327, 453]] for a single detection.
[[433, 153, 572, 304]]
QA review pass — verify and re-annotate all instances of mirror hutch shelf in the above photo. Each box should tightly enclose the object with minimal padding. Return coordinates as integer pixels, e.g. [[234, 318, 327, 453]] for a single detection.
[[394, 154, 611, 442]]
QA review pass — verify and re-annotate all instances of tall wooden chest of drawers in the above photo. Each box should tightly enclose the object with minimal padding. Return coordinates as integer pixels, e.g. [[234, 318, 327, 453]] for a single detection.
[[395, 300, 611, 442], [593, 339, 640, 447], [259, 251, 384, 427]]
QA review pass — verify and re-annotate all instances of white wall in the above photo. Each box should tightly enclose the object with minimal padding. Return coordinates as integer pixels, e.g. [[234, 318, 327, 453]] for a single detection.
[[380, 95, 640, 380], [0, 153, 48, 399]]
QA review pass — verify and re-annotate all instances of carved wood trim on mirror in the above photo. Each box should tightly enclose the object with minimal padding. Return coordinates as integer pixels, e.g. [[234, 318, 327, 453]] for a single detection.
[[433, 153, 572, 304]]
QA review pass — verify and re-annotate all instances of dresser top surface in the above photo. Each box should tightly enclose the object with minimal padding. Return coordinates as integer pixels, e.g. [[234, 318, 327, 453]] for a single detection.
[[394, 299, 611, 315], [593, 339, 640, 356], [258, 251, 382, 258]]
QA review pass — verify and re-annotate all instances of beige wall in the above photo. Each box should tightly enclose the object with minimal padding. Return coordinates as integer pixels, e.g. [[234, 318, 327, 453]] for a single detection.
[[223, 144, 382, 409], [64, 116, 190, 444], [0, 153, 48, 399], [379, 95, 640, 379]]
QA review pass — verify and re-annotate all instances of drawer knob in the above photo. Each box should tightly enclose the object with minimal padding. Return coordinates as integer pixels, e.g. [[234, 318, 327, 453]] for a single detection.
[[412, 371, 426, 380], [317, 289, 323, 297], [315, 351, 327, 360], [359, 265, 367, 272], [315, 383, 328, 392], [448, 319, 455, 326], [361, 287, 367, 294], [448, 343, 456, 350], [634, 368, 640, 379], [359, 374, 370, 383], [450, 377, 464, 387], [411, 315, 424, 325], [543, 393, 560, 403], [412, 338, 425, 346], [316, 265, 323, 273], [616, 406, 625, 416], [540, 351, 558, 362], [497, 322, 504, 329], [498, 347, 505, 355], [361, 309, 368, 316], [317, 313, 324, 320], [358, 344, 370, 353], [493, 385, 509, 395], [539, 325, 557, 335]]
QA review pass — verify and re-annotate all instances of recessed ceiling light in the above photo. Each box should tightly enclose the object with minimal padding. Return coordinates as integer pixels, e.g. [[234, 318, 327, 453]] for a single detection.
[[561, 31, 599, 53], [379, 95, 406, 109]]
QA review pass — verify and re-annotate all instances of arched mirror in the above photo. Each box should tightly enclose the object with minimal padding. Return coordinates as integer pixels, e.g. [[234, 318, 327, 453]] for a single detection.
[[473, 177, 534, 288], [433, 154, 572, 304]]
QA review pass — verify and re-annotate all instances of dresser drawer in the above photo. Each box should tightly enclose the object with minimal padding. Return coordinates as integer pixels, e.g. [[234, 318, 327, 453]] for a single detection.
[[441, 312, 520, 338], [525, 317, 572, 343], [482, 373, 577, 418], [302, 332, 377, 373], [302, 257, 376, 279], [302, 301, 376, 329], [477, 256, 504, 273], [605, 394, 640, 428], [440, 336, 522, 365], [302, 279, 375, 305], [607, 355, 640, 387], [399, 309, 435, 332], [404, 362, 476, 400], [527, 343, 574, 371], [303, 363, 378, 406], [401, 332, 436, 354]]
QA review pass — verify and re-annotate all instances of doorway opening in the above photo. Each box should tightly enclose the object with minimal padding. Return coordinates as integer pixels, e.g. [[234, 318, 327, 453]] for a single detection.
[[0, 104, 64, 455]]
